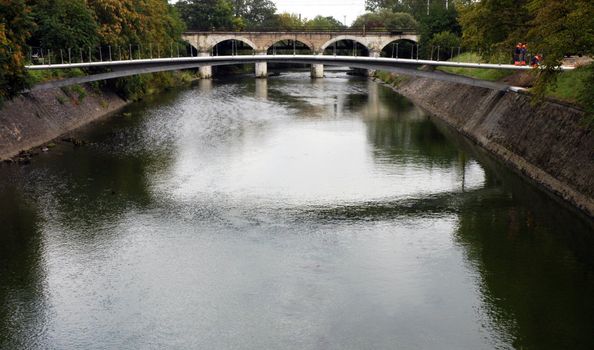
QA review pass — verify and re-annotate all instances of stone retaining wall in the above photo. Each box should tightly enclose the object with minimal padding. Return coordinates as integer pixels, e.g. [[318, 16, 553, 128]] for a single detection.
[[390, 77, 594, 217], [0, 86, 127, 160]]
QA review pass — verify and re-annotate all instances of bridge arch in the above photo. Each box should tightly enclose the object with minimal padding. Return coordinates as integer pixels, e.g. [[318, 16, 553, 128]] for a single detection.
[[266, 38, 314, 55], [320, 36, 370, 52], [379, 38, 418, 58], [200, 36, 258, 53], [263, 37, 314, 53]]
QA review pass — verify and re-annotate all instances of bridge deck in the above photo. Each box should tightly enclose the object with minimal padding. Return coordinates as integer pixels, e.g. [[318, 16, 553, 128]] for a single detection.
[[25, 55, 574, 71]]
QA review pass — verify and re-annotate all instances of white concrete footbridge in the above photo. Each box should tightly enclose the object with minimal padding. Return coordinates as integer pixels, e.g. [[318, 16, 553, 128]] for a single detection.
[[25, 31, 574, 91]]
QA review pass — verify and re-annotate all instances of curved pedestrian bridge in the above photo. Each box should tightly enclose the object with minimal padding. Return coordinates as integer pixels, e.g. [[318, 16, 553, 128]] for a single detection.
[[26, 54, 573, 92]]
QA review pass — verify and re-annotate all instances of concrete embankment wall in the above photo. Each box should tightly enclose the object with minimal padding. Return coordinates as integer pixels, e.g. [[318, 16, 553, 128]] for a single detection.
[[388, 76, 594, 217], [0, 86, 127, 160]]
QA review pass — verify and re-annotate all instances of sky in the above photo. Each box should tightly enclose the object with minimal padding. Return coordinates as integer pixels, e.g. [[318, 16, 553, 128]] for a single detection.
[[273, 0, 366, 25], [169, 0, 367, 26]]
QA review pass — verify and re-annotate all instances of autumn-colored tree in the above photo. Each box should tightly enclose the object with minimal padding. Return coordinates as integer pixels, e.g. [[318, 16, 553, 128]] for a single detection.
[[86, 0, 185, 100], [88, 0, 184, 46], [0, 0, 34, 103]]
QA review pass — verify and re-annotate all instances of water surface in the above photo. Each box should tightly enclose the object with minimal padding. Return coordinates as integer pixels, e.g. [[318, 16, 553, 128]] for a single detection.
[[1, 73, 593, 349]]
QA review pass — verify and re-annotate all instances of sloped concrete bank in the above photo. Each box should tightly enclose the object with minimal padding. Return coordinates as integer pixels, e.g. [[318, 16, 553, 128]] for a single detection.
[[386, 76, 594, 217], [0, 85, 127, 160]]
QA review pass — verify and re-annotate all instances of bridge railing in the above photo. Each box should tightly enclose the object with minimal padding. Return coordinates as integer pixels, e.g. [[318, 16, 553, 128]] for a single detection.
[[24, 42, 530, 69], [184, 26, 418, 34]]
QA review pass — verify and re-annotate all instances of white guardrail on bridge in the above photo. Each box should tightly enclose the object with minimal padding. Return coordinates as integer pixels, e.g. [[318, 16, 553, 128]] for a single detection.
[[25, 55, 576, 71]]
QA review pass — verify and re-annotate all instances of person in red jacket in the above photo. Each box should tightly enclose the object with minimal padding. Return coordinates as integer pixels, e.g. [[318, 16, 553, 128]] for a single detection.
[[520, 43, 528, 65]]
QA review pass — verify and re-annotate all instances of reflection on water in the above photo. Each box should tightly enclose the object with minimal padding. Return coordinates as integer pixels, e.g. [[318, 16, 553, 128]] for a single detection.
[[0, 72, 592, 349]]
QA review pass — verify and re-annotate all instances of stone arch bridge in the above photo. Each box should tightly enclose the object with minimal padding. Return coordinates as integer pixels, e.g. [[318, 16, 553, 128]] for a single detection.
[[182, 31, 420, 78]]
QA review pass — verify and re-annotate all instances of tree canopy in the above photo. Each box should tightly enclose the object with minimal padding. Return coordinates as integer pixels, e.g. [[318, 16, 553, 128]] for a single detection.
[[305, 16, 346, 30], [458, 0, 594, 117], [0, 0, 34, 103], [175, 0, 236, 31], [31, 0, 98, 49], [235, 0, 277, 28], [351, 10, 419, 31]]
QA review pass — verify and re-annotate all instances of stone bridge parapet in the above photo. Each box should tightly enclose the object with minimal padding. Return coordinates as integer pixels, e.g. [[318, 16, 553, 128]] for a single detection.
[[182, 31, 420, 54]]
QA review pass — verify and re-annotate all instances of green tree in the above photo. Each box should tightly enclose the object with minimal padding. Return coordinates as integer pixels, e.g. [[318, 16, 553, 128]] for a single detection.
[[304, 16, 346, 30], [234, 0, 277, 28], [30, 0, 98, 49], [429, 30, 461, 59], [267, 13, 304, 30], [0, 0, 34, 103], [526, 0, 594, 116], [351, 10, 419, 31], [457, 0, 530, 53], [175, 0, 236, 30]]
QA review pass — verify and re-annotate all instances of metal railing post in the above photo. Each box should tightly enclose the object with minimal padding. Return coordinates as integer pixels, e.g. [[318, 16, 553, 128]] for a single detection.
[[129, 44, 132, 60], [108, 45, 112, 61], [99, 46, 102, 61]]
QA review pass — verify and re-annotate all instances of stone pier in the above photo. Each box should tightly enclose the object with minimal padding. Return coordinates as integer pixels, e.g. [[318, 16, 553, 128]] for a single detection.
[[198, 52, 212, 79], [255, 52, 268, 78], [367, 50, 380, 76], [310, 64, 324, 78]]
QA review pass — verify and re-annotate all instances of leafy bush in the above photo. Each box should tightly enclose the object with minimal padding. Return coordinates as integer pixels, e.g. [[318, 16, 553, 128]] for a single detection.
[[429, 31, 461, 60]]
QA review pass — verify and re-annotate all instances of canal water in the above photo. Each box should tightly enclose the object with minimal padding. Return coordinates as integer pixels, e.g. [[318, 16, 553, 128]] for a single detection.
[[1, 73, 593, 349]]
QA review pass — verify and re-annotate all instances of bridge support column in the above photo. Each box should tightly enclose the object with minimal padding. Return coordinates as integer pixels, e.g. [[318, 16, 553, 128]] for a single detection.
[[367, 50, 380, 76], [310, 64, 324, 79], [255, 62, 267, 78], [255, 51, 267, 78], [198, 51, 212, 79]]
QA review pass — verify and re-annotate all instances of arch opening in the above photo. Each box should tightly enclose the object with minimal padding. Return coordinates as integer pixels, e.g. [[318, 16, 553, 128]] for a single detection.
[[322, 39, 369, 57], [379, 39, 418, 59], [183, 41, 199, 57], [266, 39, 312, 55], [211, 39, 255, 56], [267, 39, 314, 72], [210, 39, 256, 76]]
